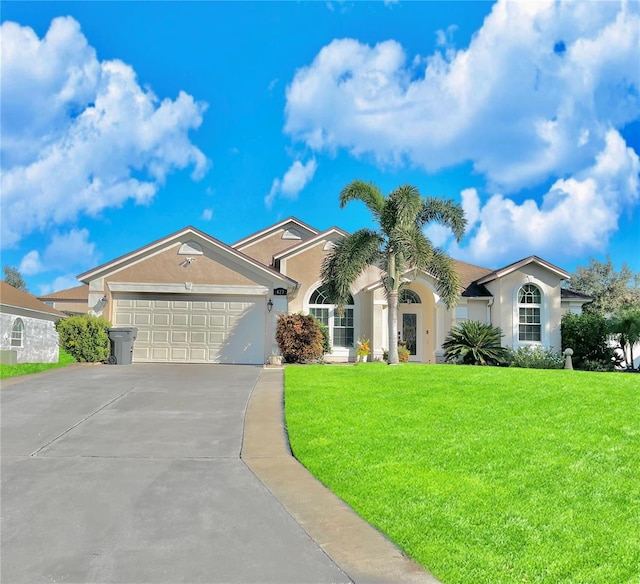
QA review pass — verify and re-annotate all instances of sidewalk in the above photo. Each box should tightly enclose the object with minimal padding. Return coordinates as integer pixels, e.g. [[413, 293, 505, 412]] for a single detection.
[[241, 367, 441, 584]]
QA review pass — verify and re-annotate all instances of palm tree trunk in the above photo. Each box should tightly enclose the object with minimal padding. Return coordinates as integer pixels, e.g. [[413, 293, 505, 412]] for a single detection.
[[387, 252, 399, 365], [388, 289, 399, 365]]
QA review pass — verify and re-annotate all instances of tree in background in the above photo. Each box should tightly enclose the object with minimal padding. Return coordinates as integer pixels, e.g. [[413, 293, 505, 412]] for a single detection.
[[321, 180, 465, 365], [569, 256, 640, 315], [561, 312, 619, 371], [3, 266, 28, 292], [607, 309, 640, 370]]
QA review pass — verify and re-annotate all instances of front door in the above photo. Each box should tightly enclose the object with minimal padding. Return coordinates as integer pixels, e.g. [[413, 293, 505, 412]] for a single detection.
[[401, 312, 421, 362]]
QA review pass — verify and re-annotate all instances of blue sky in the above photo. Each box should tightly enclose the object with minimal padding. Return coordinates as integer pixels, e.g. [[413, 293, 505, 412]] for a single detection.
[[1, 1, 639, 295]]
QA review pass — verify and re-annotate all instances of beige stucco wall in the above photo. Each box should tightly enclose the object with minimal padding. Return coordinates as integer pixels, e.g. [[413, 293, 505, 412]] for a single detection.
[[108, 245, 257, 288], [485, 264, 564, 350], [237, 227, 315, 266], [47, 300, 89, 314]]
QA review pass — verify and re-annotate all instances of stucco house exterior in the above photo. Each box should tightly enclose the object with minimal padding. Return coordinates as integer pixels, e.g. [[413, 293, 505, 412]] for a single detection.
[[38, 284, 89, 315], [0, 282, 65, 364], [77, 217, 591, 365]]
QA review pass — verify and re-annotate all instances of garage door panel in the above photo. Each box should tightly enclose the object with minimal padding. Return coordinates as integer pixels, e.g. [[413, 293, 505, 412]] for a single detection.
[[151, 347, 170, 361], [191, 314, 207, 327], [172, 314, 188, 326], [171, 331, 188, 343], [134, 313, 150, 326], [190, 331, 206, 344], [114, 313, 133, 326], [152, 330, 170, 343], [114, 294, 265, 364], [154, 314, 170, 326]]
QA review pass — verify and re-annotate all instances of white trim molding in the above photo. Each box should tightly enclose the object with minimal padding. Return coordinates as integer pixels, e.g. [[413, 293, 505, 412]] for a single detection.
[[108, 282, 269, 296]]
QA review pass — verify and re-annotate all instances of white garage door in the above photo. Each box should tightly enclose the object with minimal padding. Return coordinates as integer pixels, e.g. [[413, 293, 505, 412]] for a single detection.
[[112, 294, 265, 364]]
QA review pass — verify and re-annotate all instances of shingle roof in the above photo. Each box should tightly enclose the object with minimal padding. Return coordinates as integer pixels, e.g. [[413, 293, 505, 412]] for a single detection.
[[561, 288, 594, 300], [453, 260, 494, 297], [38, 284, 89, 301], [0, 282, 65, 318]]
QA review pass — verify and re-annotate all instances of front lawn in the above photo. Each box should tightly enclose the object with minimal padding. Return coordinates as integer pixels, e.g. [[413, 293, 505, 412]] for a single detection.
[[0, 349, 76, 380], [285, 364, 639, 584]]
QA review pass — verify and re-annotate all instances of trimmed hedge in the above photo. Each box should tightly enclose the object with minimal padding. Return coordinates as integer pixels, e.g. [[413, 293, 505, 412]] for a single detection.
[[56, 314, 111, 363]]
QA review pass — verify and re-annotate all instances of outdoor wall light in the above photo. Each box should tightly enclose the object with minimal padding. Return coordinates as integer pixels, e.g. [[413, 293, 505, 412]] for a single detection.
[[267, 299, 274, 312], [101, 295, 108, 303]]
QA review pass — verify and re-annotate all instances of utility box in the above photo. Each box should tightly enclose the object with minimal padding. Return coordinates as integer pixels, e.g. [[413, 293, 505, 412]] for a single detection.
[[108, 328, 138, 365]]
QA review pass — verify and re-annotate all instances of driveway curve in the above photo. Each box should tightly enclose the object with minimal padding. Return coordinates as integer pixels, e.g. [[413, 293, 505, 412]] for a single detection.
[[1, 364, 349, 583]]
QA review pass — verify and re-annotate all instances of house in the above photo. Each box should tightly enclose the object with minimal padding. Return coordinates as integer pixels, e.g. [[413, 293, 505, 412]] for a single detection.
[[76, 218, 591, 365], [38, 284, 89, 315], [0, 281, 65, 364]]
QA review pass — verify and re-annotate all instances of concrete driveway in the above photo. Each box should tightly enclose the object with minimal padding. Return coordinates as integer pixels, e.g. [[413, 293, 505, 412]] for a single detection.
[[1, 364, 350, 583]]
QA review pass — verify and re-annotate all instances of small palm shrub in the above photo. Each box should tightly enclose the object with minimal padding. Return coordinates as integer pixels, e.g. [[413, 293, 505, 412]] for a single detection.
[[56, 314, 111, 362], [443, 321, 507, 366], [507, 346, 564, 369], [276, 313, 324, 363]]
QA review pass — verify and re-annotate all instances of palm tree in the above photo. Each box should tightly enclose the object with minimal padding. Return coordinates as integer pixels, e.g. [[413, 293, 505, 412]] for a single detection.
[[320, 180, 466, 365]]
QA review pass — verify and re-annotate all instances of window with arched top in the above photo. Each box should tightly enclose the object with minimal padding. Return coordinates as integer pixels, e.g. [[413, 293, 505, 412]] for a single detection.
[[399, 289, 421, 304], [518, 284, 541, 341], [11, 318, 24, 348], [309, 285, 355, 348]]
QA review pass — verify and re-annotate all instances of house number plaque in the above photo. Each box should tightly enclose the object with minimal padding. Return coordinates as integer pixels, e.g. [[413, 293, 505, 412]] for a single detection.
[[273, 287, 287, 296]]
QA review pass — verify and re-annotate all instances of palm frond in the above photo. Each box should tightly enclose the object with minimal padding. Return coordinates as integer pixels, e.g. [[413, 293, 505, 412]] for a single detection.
[[320, 229, 382, 306], [339, 181, 386, 221], [425, 247, 462, 309], [382, 185, 423, 234], [420, 197, 467, 242], [443, 321, 507, 366]]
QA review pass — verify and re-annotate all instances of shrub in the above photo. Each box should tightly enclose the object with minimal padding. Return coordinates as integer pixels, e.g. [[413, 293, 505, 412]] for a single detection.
[[313, 316, 332, 355], [382, 342, 410, 363], [56, 314, 111, 363], [507, 346, 564, 369], [275, 313, 324, 363], [443, 321, 508, 366], [561, 312, 618, 371]]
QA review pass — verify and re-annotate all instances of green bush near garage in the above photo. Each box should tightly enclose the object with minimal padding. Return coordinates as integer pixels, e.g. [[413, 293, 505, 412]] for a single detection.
[[56, 314, 111, 363]]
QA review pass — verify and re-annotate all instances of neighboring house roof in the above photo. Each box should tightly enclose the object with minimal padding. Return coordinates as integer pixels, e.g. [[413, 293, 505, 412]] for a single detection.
[[476, 255, 571, 285], [77, 225, 299, 290], [231, 216, 319, 250], [561, 288, 594, 301], [0, 282, 65, 319], [38, 284, 89, 301]]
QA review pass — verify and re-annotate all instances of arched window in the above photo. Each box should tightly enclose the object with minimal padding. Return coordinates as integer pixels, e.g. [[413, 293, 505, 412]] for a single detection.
[[399, 289, 421, 304], [518, 284, 541, 342], [309, 285, 355, 348], [11, 318, 24, 348]]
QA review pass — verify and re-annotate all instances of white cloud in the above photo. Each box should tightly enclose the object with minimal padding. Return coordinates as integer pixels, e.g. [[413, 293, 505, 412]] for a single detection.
[[265, 158, 317, 208], [19, 228, 98, 275], [19, 250, 44, 276], [447, 129, 640, 266], [284, 0, 639, 192], [202, 208, 213, 221], [0, 17, 209, 248], [38, 274, 83, 296]]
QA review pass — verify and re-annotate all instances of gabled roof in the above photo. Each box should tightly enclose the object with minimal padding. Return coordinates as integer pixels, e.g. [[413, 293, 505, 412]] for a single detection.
[[0, 282, 65, 318], [272, 227, 350, 261], [476, 255, 570, 285], [231, 217, 319, 250], [77, 226, 299, 288], [38, 284, 89, 301], [452, 260, 493, 297]]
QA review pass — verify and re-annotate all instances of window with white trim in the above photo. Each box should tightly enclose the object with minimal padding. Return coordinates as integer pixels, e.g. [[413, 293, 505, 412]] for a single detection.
[[11, 318, 24, 348], [309, 286, 354, 348], [518, 284, 541, 342], [399, 289, 421, 304]]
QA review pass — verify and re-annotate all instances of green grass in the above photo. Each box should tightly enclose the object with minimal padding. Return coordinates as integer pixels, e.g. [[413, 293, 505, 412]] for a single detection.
[[0, 349, 76, 379], [285, 363, 640, 584]]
